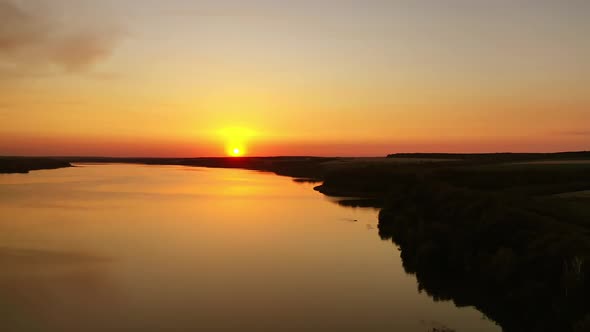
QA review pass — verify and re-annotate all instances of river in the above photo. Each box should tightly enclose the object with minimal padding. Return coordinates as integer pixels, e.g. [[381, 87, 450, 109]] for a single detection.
[[0, 164, 500, 331]]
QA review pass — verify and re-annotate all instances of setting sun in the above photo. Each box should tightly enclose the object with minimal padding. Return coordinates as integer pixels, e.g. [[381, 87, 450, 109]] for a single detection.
[[231, 148, 243, 157], [226, 143, 246, 157], [226, 143, 246, 156], [219, 127, 255, 157]]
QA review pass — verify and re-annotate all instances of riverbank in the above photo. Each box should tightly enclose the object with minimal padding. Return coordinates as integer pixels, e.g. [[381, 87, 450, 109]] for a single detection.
[[0, 157, 72, 174], [316, 154, 590, 330], [378, 182, 590, 332]]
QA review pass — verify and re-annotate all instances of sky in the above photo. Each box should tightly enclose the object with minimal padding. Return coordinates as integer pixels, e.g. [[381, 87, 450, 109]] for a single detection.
[[1, 0, 589, 157]]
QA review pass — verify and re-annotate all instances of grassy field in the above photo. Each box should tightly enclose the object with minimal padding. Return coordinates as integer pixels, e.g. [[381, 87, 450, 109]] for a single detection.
[[371, 154, 590, 332], [513, 160, 590, 165], [560, 191, 590, 198]]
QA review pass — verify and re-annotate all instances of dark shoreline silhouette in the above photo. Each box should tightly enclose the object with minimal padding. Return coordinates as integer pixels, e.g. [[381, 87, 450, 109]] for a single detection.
[[0, 157, 72, 174], [2, 151, 589, 176], [1, 152, 590, 330], [379, 182, 590, 332]]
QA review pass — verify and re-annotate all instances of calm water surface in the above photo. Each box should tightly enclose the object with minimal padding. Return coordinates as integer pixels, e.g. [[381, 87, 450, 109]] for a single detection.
[[0, 164, 500, 332]]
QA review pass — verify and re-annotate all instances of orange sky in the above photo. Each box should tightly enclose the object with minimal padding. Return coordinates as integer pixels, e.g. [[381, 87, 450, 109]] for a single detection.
[[1, 1, 589, 157]]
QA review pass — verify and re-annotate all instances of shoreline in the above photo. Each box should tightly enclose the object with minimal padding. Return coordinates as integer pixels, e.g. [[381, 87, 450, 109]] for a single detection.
[[0, 157, 72, 174]]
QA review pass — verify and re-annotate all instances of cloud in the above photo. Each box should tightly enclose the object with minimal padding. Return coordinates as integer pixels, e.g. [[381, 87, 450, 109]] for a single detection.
[[0, 0, 122, 75], [0, 1, 49, 50], [50, 30, 121, 72]]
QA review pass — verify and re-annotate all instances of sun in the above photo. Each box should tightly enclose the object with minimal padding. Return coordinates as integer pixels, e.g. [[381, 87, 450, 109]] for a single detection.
[[227, 144, 246, 157], [219, 126, 255, 157]]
